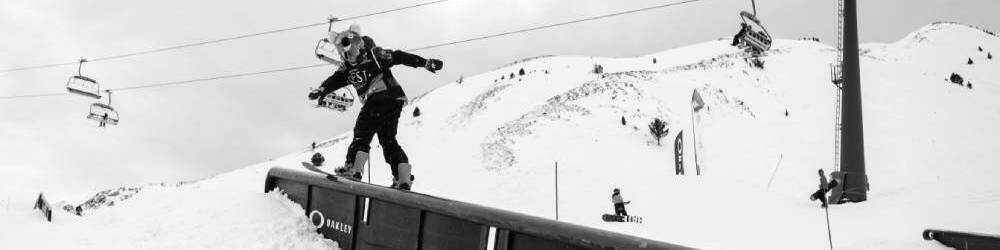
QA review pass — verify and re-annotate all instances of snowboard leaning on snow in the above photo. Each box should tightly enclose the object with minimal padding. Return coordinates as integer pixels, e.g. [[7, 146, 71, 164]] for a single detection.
[[602, 214, 643, 223]]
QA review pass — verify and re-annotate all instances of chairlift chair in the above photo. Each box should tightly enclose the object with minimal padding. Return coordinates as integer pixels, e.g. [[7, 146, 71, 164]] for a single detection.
[[87, 103, 119, 126], [737, 10, 773, 55], [315, 38, 344, 67], [314, 16, 346, 67], [315, 87, 356, 112], [87, 90, 119, 126], [66, 59, 102, 99]]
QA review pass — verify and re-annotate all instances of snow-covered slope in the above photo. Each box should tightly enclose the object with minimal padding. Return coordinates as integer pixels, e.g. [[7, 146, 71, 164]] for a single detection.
[[3, 22, 998, 249], [296, 22, 999, 249]]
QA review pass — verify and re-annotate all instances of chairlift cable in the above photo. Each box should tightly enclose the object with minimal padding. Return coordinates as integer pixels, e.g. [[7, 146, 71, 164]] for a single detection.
[[0, 0, 450, 74], [1, 0, 703, 100], [407, 0, 703, 52], [112, 64, 328, 92]]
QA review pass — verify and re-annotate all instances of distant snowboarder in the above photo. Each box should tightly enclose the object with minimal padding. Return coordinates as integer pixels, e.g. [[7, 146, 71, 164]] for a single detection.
[[612, 188, 630, 216], [308, 24, 443, 191], [809, 169, 838, 207], [602, 188, 642, 223]]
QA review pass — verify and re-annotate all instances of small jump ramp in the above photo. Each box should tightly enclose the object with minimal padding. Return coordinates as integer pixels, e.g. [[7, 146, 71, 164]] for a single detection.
[[265, 167, 696, 250]]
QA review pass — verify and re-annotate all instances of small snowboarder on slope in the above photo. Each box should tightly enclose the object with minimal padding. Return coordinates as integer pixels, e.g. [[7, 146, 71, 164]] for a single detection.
[[809, 169, 838, 207], [308, 24, 443, 191], [612, 188, 630, 217]]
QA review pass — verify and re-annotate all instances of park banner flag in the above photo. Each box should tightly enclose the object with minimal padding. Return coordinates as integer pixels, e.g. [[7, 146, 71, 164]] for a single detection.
[[692, 90, 705, 112], [674, 131, 684, 175]]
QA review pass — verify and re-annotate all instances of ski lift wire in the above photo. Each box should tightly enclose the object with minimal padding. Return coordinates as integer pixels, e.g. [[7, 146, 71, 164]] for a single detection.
[[407, 0, 704, 52], [113, 64, 328, 91], [0, 0, 450, 74], [1, 0, 704, 100]]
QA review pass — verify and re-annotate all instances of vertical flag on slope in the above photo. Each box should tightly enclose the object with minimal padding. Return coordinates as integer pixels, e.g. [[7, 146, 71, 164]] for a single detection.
[[674, 131, 684, 175], [691, 90, 705, 175], [692, 90, 705, 112]]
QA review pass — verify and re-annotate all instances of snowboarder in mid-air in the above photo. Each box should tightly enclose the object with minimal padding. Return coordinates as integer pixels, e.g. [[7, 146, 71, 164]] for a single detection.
[[612, 188, 630, 216], [308, 24, 443, 191]]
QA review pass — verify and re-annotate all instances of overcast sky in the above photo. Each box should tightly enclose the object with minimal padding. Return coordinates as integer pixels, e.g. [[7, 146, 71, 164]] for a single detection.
[[1, 0, 996, 200]]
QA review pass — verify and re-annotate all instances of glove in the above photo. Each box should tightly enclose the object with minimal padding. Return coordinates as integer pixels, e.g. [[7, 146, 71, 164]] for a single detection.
[[308, 88, 325, 100], [424, 59, 443, 73]]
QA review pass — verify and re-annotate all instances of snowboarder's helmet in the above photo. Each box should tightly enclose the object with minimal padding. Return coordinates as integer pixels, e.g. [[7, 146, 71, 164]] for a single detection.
[[311, 152, 325, 166], [333, 24, 366, 64]]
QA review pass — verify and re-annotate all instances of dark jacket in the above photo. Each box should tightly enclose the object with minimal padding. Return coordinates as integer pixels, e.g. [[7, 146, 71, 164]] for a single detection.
[[319, 36, 428, 104]]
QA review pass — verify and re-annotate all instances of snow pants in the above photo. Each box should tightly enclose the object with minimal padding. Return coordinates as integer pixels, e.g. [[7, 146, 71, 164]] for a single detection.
[[614, 203, 628, 217], [346, 99, 409, 178]]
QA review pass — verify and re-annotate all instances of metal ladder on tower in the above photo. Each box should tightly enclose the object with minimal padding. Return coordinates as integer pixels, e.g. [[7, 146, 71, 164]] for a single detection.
[[831, 0, 845, 172]]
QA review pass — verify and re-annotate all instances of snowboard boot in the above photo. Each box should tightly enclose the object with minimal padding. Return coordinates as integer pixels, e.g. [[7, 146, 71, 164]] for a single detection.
[[391, 163, 414, 190], [334, 151, 368, 181]]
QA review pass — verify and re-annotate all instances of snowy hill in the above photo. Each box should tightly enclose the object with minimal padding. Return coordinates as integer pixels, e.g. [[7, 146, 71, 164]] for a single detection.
[[3, 22, 999, 249]]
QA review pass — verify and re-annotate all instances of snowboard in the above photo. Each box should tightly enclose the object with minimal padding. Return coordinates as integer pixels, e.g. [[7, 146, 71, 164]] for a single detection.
[[300, 161, 414, 191], [301, 161, 342, 181], [602, 214, 643, 223]]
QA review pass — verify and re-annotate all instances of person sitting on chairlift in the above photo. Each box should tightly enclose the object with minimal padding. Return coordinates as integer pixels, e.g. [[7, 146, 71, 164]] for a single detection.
[[99, 113, 108, 127], [732, 23, 749, 46]]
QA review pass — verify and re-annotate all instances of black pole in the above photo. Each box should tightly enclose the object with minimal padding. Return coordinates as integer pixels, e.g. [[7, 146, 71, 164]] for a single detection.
[[691, 108, 700, 175], [824, 206, 834, 250], [555, 161, 559, 221], [839, 0, 868, 202]]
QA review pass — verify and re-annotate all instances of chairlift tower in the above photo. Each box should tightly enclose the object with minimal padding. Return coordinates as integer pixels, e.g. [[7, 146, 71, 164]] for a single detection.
[[830, 0, 868, 203]]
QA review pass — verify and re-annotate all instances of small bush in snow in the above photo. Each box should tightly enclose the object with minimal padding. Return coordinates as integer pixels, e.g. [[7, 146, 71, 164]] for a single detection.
[[510, 73, 515, 79], [967, 82, 973, 89], [413, 107, 421, 117], [979, 46, 984, 52], [648, 118, 669, 146], [949, 73, 964, 85], [621, 116, 626, 126], [989, 52, 993, 60], [653, 58, 657, 64], [968, 58, 974, 65], [593, 64, 604, 74]]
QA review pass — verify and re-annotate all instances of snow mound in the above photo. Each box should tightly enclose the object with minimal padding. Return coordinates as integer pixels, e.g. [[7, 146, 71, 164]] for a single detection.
[[1, 186, 338, 250]]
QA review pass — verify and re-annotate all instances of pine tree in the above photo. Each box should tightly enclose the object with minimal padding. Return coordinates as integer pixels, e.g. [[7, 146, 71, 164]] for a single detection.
[[653, 58, 657, 64], [413, 107, 421, 117], [648, 118, 669, 146], [989, 52, 993, 60], [968, 58, 974, 65], [519, 68, 526, 76], [593, 64, 604, 74], [621, 116, 626, 126], [510, 72, 515, 79]]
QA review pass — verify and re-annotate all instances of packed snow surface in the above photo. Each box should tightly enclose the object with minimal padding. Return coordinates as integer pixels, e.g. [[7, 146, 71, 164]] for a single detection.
[[2, 23, 999, 249]]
